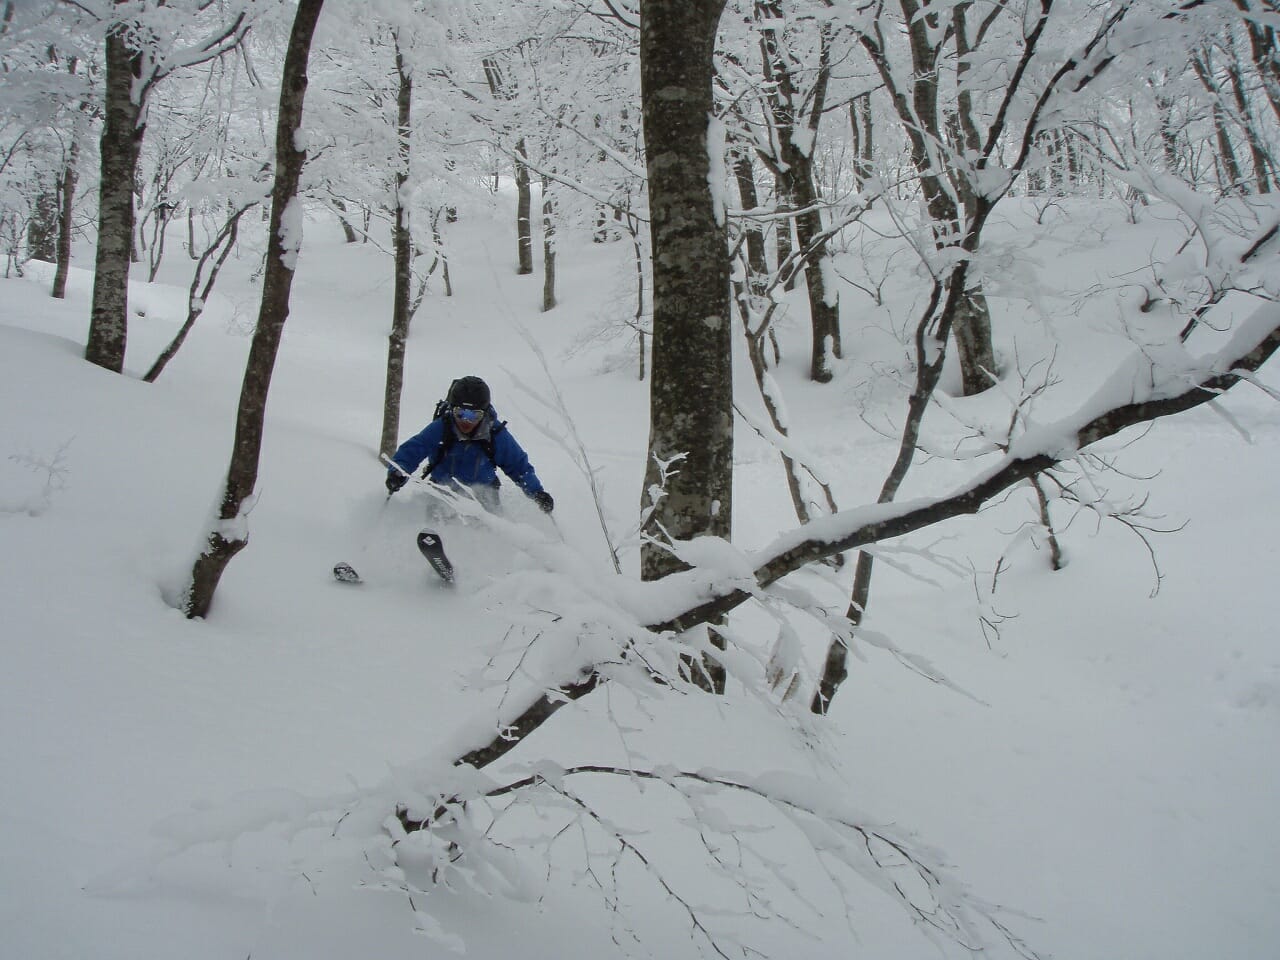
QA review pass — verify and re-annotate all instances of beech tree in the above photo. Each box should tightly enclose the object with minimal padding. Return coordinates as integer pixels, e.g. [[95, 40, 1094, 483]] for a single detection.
[[69, 0, 252, 373], [637, 0, 734, 592], [380, 33, 414, 460], [0, 3, 92, 285], [740, 0, 844, 383], [184, 0, 326, 618]]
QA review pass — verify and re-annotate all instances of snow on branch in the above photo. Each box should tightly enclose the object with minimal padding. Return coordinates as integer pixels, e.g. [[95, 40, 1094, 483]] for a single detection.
[[646, 300, 1280, 635], [391, 762, 1042, 959], [395, 299, 1280, 826]]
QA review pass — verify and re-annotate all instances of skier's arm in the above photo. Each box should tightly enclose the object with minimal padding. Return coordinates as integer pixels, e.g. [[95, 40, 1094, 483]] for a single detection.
[[388, 420, 444, 480], [493, 429, 544, 496]]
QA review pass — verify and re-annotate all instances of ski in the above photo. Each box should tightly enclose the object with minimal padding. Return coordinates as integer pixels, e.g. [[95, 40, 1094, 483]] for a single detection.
[[333, 562, 362, 584], [416, 529, 455, 584], [332, 530, 454, 586]]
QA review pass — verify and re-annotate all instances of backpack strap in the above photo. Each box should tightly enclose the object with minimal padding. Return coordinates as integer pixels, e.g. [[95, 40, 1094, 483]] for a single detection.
[[481, 419, 507, 465], [419, 409, 506, 479], [419, 400, 455, 477]]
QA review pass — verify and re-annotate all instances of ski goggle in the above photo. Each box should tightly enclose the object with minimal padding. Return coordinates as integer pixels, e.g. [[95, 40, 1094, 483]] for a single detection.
[[452, 406, 484, 425]]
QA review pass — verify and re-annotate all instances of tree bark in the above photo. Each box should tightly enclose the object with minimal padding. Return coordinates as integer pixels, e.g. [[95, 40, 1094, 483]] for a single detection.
[[53, 52, 85, 300], [28, 190, 57, 262], [144, 204, 250, 382], [1225, 57, 1273, 194], [1236, 0, 1280, 124], [184, 0, 326, 619], [435, 297, 1280, 775], [850, 93, 873, 190], [332, 198, 358, 242], [638, 0, 732, 688], [733, 282, 838, 532], [85, 27, 144, 373], [515, 138, 533, 274], [790, 169, 840, 382], [756, 5, 840, 382], [669, 296, 1280, 641], [541, 175, 556, 311], [381, 41, 414, 461], [860, 0, 998, 396], [773, 177, 794, 289], [51, 139, 78, 299], [732, 153, 769, 290]]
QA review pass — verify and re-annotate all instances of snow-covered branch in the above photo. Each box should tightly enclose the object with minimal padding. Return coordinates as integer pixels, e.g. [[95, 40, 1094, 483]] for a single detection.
[[648, 300, 1280, 634]]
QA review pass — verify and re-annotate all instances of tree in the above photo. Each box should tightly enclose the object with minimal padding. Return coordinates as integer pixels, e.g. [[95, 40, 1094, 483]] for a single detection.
[[482, 55, 534, 274], [74, 0, 251, 373], [637, 1, 732, 564], [749, 1, 843, 383], [0, 2, 93, 287], [183, 0, 326, 619], [380, 34, 414, 461], [808, 0, 1178, 711], [376, 213, 1280, 960]]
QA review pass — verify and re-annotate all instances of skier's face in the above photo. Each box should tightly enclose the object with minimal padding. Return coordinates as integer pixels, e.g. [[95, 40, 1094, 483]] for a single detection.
[[453, 406, 483, 434]]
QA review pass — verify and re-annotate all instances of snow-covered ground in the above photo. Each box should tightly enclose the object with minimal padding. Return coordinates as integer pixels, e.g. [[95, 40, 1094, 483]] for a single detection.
[[2, 197, 1278, 959]]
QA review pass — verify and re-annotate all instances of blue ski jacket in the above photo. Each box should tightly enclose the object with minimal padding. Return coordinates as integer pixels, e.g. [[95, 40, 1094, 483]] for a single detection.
[[388, 407, 545, 496]]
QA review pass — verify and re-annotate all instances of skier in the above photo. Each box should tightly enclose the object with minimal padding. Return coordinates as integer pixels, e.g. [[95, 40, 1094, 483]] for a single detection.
[[333, 376, 553, 586], [385, 375, 554, 516]]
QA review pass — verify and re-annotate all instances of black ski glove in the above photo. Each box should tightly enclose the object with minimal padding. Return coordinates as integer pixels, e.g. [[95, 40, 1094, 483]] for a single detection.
[[385, 471, 408, 494], [533, 490, 554, 513]]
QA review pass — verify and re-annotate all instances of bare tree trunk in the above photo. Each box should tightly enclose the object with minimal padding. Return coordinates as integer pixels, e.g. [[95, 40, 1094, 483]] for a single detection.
[[1191, 52, 1244, 194], [1212, 103, 1244, 193], [332, 198, 358, 242], [144, 204, 250, 382], [733, 282, 838, 531], [28, 189, 57, 262], [790, 170, 840, 381], [858, 0, 997, 397], [639, 0, 732, 690], [1030, 474, 1064, 571], [481, 56, 533, 273], [732, 153, 769, 287], [626, 218, 647, 380], [515, 138, 533, 274], [949, 2, 997, 393], [849, 93, 873, 190], [951, 286, 995, 391], [773, 176, 794, 288], [1155, 91, 1182, 174], [381, 41, 413, 461], [1237, 0, 1280, 124], [86, 27, 145, 373], [145, 204, 174, 282], [541, 175, 556, 311], [52, 140, 79, 299], [184, 0, 326, 619], [1225, 57, 1273, 193], [433, 211, 452, 297], [757, 5, 840, 382]]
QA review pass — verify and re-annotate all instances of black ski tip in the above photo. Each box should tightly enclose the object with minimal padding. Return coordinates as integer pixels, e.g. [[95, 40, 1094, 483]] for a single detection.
[[333, 562, 362, 584], [416, 529, 455, 584]]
